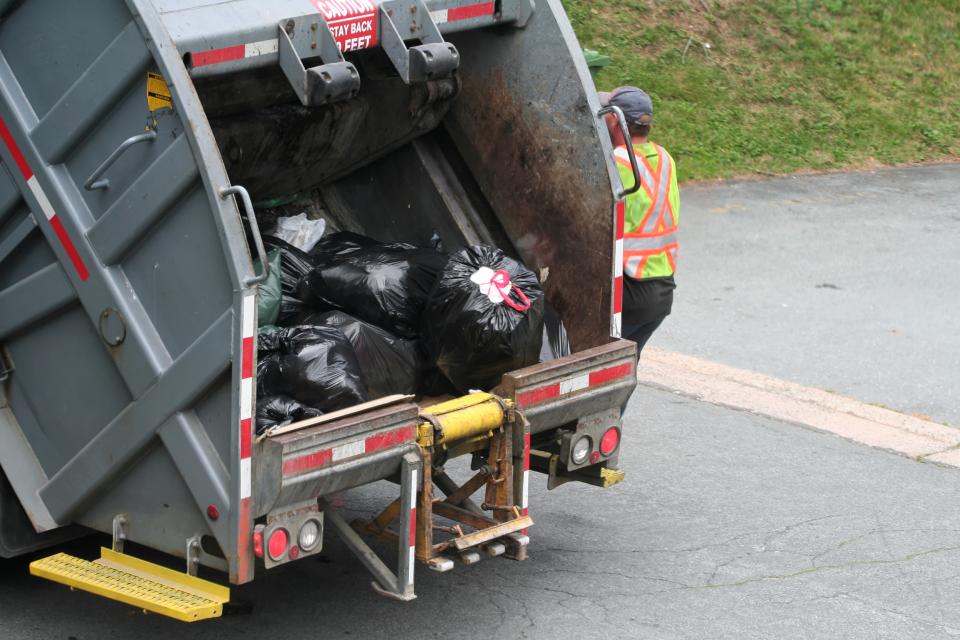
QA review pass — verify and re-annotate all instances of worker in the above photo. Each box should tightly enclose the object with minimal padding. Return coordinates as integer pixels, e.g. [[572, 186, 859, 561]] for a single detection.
[[600, 87, 680, 356]]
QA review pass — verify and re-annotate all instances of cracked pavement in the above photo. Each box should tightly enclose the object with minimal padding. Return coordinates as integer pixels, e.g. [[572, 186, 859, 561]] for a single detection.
[[3, 165, 959, 638]]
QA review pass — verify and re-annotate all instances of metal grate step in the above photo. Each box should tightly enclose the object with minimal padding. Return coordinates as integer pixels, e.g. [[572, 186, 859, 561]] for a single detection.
[[30, 548, 229, 622]]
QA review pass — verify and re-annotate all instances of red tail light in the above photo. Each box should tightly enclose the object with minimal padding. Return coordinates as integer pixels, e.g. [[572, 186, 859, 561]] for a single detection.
[[600, 427, 620, 456], [253, 529, 264, 558], [268, 528, 289, 560]]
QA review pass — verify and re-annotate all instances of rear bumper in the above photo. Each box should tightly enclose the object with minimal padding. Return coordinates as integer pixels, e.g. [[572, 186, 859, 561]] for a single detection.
[[254, 403, 421, 517], [497, 339, 637, 434]]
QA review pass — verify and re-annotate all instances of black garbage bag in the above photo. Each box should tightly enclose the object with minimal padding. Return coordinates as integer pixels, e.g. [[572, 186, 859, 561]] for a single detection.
[[422, 246, 545, 392], [418, 367, 458, 397], [256, 325, 368, 411], [301, 311, 421, 399], [298, 238, 447, 338], [263, 236, 314, 323], [539, 304, 571, 363], [255, 395, 322, 435], [309, 231, 380, 262]]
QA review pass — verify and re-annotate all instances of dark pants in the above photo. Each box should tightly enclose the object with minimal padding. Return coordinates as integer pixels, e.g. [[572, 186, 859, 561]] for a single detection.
[[622, 316, 666, 356], [622, 275, 674, 358]]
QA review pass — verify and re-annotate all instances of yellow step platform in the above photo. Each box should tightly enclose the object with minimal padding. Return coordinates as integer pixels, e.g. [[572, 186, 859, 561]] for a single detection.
[[30, 547, 229, 622]]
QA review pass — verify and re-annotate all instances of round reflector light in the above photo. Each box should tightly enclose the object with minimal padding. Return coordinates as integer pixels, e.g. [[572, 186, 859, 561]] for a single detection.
[[600, 428, 620, 456], [298, 519, 321, 551], [267, 528, 289, 560], [571, 436, 592, 465]]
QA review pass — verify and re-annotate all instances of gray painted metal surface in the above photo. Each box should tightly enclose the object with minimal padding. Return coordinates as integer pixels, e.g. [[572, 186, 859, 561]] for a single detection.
[[0, 0, 630, 593]]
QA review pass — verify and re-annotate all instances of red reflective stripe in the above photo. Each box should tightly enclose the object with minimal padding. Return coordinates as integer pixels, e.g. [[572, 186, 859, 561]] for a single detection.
[[241, 336, 254, 379], [589, 362, 633, 386], [0, 116, 32, 180], [523, 432, 531, 471], [240, 418, 252, 459], [517, 384, 560, 407], [409, 507, 417, 544], [636, 148, 664, 232], [282, 449, 333, 475], [448, 1, 495, 20], [192, 45, 245, 67], [623, 243, 678, 257], [613, 275, 623, 313], [518, 362, 634, 407], [365, 424, 416, 452], [614, 154, 656, 203], [615, 201, 625, 239], [236, 497, 252, 582], [615, 152, 658, 233], [656, 146, 674, 228], [666, 246, 677, 272], [49, 215, 90, 281]]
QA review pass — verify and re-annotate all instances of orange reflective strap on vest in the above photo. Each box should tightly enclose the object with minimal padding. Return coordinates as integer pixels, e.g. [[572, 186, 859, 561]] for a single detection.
[[614, 143, 678, 279]]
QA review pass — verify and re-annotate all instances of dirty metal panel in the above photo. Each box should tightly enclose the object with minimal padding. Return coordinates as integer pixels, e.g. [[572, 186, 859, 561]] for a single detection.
[[443, 0, 621, 351], [497, 340, 637, 433], [255, 403, 420, 515]]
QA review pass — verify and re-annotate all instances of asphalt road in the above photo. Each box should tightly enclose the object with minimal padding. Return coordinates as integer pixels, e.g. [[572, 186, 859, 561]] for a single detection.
[[651, 163, 960, 426], [6, 387, 960, 639], [2, 164, 959, 638]]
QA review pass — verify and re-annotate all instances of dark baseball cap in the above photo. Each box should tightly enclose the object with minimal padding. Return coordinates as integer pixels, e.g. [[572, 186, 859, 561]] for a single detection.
[[599, 86, 653, 126]]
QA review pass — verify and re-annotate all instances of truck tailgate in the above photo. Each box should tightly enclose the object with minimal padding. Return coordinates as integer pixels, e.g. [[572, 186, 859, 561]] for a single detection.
[[497, 339, 637, 434]]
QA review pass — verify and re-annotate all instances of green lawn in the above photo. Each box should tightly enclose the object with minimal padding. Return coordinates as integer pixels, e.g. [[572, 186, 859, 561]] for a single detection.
[[563, 0, 960, 181]]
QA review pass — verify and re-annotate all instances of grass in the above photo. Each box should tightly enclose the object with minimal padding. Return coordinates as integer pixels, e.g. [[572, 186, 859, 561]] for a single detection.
[[562, 0, 960, 181]]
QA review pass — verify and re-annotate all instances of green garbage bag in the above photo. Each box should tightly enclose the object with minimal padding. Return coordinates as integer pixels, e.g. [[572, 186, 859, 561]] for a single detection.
[[255, 250, 282, 327], [583, 48, 611, 77]]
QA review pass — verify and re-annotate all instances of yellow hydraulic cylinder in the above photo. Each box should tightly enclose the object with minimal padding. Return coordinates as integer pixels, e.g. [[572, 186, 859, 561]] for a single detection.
[[421, 393, 511, 446]]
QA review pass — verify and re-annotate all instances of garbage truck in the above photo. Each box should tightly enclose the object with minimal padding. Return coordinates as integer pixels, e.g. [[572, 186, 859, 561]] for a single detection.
[[0, 0, 643, 621]]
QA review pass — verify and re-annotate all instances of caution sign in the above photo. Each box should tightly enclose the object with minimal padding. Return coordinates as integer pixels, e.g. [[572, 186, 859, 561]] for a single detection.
[[146, 72, 173, 112], [312, 0, 379, 52]]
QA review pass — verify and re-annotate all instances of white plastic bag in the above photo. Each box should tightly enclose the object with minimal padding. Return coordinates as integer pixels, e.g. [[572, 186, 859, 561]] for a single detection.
[[274, 213, 326, 252]]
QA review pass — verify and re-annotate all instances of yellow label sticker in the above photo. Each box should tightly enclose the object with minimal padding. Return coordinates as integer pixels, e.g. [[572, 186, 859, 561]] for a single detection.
[[146, 72, 173, 112]]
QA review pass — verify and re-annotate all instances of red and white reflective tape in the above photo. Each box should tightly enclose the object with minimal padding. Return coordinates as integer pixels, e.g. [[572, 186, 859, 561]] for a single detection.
[[281, 423, 417, 476], [407, 467, 417, 586], [521, 430, 530, 534], [612, 200, 625, 337], [191, 39, 279, 68], [236, 291, 256, 582], [515, 361, 634, 408], [430, 1, 495, 23], [0, 116, 89, 282]]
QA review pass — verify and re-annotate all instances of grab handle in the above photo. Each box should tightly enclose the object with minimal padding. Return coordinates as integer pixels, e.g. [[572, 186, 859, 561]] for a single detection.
[[84, 130, 157, 191], [220, 185, 270, 286], [598, 105, 642, 198]]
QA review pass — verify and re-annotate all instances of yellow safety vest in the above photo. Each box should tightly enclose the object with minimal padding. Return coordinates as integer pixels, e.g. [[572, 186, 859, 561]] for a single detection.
[[614, 142, 680, 279]]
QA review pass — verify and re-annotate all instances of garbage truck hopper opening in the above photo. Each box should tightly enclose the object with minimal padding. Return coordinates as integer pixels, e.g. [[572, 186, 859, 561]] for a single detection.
[[0, 0, 635, 591]]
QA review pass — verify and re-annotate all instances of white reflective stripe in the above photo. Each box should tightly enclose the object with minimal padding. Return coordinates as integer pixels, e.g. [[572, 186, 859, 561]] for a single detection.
[[244, 39, 278, 57], [407, 548, 415, 585], [239, 377, 253, 421], [409, 469, 418, 504], [559, 373, 589, 395], [239, 458, 251, 499], [26, 176, 56, 221], [332, 439, 365, 462], [521, 470, 529, 509], [624, 255, 643, 278], [241, 292, 256, 340], [430, 9, 448, 22], [644, 148, 674, 233], [623, 232, 677, 251], [614, 239, 623, 277], [612, 312, 622, 337]]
